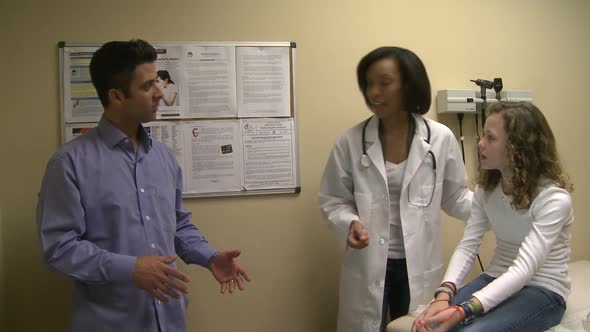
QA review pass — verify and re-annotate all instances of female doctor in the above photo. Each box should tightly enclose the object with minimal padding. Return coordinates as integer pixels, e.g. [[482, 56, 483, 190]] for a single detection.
[[318, 46, 473, 332]]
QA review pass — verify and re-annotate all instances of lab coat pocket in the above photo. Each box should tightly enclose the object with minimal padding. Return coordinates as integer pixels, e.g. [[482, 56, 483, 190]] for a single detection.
[[408, 158, 436, 207], [353, 192, 373, 225]]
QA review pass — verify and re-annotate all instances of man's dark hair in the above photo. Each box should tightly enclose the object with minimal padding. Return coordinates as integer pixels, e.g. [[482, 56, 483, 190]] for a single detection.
[[89, 39, 157, 107]]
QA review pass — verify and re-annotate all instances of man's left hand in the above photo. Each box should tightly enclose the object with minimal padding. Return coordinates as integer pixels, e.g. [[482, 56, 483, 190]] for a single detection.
[[210, 249, 251, 294]]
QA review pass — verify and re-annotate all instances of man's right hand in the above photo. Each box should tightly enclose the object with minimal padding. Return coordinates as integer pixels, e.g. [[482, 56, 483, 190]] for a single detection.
[[347, 220, 369, 249], [132, 256, 191, 302]]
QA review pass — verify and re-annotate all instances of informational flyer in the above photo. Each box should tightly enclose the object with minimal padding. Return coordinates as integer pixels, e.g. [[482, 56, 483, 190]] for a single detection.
[[153, 45, 183, 118], [241, 118, 296, 189], [64, 47, 103, 123], [236, 47, 291, 118], [183, 45, 237, 118], [145, 121, 186, 172], [182, 120, 243, 193]]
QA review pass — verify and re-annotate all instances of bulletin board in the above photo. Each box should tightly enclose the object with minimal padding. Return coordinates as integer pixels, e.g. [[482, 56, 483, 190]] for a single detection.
[[59, 41, 300, 197]]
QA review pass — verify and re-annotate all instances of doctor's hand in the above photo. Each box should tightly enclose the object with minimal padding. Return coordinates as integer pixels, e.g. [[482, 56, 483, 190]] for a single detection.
[[210, 249, 252, 294], [412, 300, 450, 332], [133, 256, 191, 303], [413, 305, 462, 332], [347, 220, 369, 249]]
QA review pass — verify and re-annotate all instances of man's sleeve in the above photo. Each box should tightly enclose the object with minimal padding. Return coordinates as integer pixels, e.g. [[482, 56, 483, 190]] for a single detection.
[[172, 162, 218, 267], [37, 154, 136, 283]]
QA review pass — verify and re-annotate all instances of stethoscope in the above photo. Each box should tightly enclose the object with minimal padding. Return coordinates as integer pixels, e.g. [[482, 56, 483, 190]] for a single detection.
[[360, 115, 437, 207]]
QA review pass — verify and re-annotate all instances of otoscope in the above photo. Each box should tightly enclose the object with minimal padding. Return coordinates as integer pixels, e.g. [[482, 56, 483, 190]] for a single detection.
[[471, 79, 494, 131], [493, 78, 503, 101]]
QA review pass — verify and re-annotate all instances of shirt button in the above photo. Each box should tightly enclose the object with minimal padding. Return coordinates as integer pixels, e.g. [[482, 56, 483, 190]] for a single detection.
[[151, 243, 156, 248], [375, 281, 380, 286], [379, 238, 385, 245], [140, 188, 145, 193], [146, 216, 150, 221]]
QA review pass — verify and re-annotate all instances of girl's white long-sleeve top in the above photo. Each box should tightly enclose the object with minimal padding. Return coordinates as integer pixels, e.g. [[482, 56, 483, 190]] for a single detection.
[[442, 181, 573, 312]]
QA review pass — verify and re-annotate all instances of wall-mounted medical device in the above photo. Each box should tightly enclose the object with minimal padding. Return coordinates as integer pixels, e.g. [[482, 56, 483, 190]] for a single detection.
[[436, 89, 478, 114], [486, 90, 533, 102], [436, 89, 532, 114]]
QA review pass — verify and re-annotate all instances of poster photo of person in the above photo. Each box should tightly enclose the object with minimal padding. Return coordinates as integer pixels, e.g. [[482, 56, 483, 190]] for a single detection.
[[156, 69, 180, 107]]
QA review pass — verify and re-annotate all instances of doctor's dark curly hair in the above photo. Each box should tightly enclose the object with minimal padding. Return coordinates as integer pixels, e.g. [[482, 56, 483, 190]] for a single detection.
[[478, 101, 573, 209]]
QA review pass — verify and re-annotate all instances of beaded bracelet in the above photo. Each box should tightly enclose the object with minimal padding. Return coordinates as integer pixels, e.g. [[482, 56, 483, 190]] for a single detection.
[[470, 300, 481, 315], [459, 301, 474, 319], [430, 299, 450, 305], [441, 282, 457, 294], [433, 286, 455, 301]]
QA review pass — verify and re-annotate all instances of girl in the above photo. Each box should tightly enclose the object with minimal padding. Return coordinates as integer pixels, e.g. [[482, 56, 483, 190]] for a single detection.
[[413, 101, 574, 332]]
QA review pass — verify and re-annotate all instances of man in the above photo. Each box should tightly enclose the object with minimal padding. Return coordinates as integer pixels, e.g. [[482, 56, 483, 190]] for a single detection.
[[37, 39, 250, 331]]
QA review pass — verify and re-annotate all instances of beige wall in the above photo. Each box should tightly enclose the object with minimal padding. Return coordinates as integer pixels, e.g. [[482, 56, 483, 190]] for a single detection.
[[1, 0, 589, 331], [0, 209, 4, 329]]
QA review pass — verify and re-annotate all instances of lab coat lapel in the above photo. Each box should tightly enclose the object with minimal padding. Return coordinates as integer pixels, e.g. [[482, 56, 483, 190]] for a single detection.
[[364, 116, 387, 182], [403, 114, 430, 191]]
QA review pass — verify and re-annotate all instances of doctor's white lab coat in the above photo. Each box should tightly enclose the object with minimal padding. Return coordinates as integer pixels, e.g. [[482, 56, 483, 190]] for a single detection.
[[318, 114, 473, 332]]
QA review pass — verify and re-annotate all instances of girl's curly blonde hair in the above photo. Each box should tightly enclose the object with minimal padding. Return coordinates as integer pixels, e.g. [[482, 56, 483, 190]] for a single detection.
[[477, 101, 573, 209]]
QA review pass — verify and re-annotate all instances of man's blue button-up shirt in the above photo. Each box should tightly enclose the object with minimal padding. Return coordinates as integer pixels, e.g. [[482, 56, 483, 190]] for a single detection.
[[37, 117, 217, 331]]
